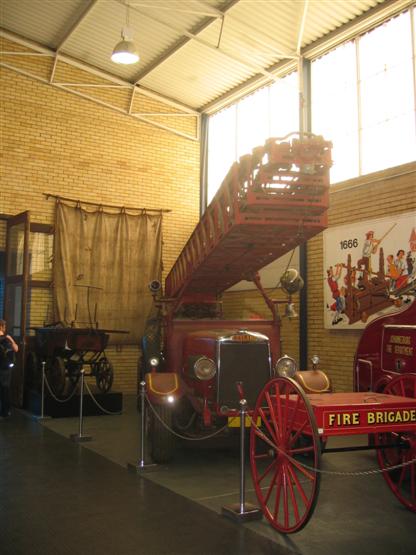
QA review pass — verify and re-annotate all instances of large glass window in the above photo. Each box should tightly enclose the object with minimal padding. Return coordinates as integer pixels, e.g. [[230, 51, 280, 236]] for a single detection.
[[269, 71, 299, 139], [359, 12, 415, 174], [208, 8, 415, 201], [236, 87, 269, 159], [207, 72, 299, 203], [207, 105, 237, 204], [311, 41, 359, 183]]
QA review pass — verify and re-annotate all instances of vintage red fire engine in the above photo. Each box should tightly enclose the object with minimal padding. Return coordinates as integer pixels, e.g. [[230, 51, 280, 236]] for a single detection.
[[354, 295, 416, 393], [141, 133, 333, 463], [140, 135, 415, 533]]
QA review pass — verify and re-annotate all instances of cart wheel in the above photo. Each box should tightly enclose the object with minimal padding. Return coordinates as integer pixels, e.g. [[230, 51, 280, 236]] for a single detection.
[[376, 373, 416, 512], [250, 377, 321, 533], [95, 357, 114, 393], [68, 369, 81, 390], [47, 356, 67, 397], [25, 351, 40, 391]]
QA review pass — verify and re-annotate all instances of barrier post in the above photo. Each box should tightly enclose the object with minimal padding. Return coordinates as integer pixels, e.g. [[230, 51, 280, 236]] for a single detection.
[[33, 361, 51, 421], [70, 368, 92, 442], [127, 380, 157, 472], [221, 397, 262, 522]]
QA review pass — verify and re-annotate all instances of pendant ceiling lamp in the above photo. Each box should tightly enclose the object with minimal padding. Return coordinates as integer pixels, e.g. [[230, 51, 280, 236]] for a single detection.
[[111, 2, 139, 64]]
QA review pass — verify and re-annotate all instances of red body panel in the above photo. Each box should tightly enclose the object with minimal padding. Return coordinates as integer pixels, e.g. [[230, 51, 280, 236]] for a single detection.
[[308, 391, 416, 436], [164, 319, 279, 417], [354, 298, 416, 392], [165, 319, 280, 376]]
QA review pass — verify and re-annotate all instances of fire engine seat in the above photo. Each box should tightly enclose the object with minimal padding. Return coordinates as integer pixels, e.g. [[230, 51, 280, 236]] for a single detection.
[[294, 370, 332, 394]]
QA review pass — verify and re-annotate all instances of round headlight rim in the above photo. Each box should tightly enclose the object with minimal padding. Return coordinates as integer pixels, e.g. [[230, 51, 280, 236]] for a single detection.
[[149, 356, 160, 367], [194, 356, 216, 381], [311, 354, 320, 367], [275, 354, 298, 378]]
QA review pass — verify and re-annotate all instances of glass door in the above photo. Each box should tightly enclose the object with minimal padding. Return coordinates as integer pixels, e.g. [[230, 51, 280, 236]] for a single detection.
[[4, 211, 30, 406]]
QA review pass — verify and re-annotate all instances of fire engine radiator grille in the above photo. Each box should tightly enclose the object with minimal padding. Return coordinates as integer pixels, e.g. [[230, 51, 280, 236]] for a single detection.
[[217, 342, 271, 410]]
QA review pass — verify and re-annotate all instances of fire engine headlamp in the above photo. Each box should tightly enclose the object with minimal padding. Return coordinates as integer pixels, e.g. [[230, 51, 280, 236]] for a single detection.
[[149, 357, 159, 367], [194, 357, 216, 381], [311, 355, 320, 367], [275, 355, 297, 378]]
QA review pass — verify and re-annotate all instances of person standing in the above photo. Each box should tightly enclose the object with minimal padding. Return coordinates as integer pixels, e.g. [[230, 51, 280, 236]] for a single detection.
[[0, 319, 19, 419], [357, 230, 380, 274]]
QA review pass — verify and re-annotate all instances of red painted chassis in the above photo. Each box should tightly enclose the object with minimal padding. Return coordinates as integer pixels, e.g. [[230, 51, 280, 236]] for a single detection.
[[249, 373, 416, 533]]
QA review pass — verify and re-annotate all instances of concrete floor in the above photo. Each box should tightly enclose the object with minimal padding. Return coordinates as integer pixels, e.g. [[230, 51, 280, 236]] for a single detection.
[[1, 409, 281, 555], [37, 394, 416, 555]]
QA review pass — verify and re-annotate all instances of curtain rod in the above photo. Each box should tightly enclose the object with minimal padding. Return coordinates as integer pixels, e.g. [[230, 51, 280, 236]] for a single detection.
[[44, 193, 171, 213]]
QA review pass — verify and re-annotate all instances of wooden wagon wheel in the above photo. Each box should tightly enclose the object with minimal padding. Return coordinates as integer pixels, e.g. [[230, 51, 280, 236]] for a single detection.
[[375, 373, 416, 512], [95, 356, 114, 393], [46, 356, 67, 397], [25, 350, 41, 391], [249, 377, 321, 533]]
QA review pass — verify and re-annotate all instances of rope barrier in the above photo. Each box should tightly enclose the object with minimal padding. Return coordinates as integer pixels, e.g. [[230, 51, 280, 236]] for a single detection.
[[145, 393, 238, 441], [43, 372, 79, 403], [43, 369, 122, 416], [143, 390, 415, 477], [43, 371, 415, 478], [248, 414, 416, 477], [84, 381, 123, 416]]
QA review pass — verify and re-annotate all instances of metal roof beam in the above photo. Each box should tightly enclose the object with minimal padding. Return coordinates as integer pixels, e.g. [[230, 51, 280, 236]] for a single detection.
[[53, 0, 101, 52], [296, 0, 309, 55], [130, 0, 240, 83], [0, 29, 199, 115], [121, 0, 281, 83], [129, 2, 219, 17], [195, 0, 297, 59]]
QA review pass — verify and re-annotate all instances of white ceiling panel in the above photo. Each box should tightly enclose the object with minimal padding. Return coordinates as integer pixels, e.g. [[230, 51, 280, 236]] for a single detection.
[[0, 0, 411, 112]]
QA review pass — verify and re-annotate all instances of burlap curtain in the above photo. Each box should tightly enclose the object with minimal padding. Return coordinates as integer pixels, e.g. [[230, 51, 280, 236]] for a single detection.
[[53, 201, 162, 345]]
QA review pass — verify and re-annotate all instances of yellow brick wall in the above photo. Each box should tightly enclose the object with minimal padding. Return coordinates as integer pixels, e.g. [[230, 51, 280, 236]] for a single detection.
[[1, 50, 415, 398], [0, 64, 200, 394]]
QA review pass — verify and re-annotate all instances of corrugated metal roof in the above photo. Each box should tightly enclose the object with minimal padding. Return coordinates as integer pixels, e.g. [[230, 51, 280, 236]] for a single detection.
[[0, 0, 411, 112]]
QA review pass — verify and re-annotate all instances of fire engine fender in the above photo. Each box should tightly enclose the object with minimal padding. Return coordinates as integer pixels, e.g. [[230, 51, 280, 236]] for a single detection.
[[294, 370, 332, 394], [145, 372, 184, 405]]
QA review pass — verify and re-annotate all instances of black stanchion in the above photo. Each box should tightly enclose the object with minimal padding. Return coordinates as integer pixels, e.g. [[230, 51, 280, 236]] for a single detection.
[[127, 380, 157, 472], [70, 369, 92, 443], [221, 397, 262, 522], [33, 361, 51, 421]]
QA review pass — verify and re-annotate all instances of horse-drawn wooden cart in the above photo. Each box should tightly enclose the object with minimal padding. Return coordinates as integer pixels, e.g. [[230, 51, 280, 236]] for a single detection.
[[26, 326, 116, 396], [249, 373, 416, 533]]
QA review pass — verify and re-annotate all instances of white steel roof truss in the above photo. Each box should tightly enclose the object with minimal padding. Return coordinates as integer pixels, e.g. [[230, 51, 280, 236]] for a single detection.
[[0, 30, 200, 141], [194, 0, 298, 60], [54, 0, 101, 52], [121, 0, 283, 84], [296, 0, 310, 55], [131, 0, 239, 83]]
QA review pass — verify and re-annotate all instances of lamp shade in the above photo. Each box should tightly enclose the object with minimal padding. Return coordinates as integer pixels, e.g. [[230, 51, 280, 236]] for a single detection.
[[111, 39, 139, 64]]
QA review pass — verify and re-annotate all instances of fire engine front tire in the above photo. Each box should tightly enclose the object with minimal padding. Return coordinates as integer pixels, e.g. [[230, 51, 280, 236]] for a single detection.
[[150, 403, 176, 464]]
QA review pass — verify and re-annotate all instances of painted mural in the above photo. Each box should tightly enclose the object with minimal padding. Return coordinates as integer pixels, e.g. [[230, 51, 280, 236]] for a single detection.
[[323, 211, 416, 329]]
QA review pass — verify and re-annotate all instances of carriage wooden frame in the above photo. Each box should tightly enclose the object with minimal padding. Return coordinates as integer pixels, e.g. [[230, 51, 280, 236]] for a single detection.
[[27, 327, 114, 396]]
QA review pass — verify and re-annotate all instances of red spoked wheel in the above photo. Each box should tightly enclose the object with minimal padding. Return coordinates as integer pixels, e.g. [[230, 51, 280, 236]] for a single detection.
[[249, 377, 321, 533], [376, 373, 416, 512]]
